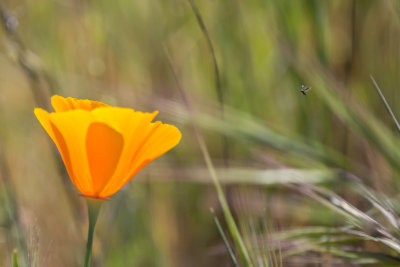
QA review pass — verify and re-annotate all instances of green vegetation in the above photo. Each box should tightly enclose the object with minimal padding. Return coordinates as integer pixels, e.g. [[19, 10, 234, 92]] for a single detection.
[[1, 0, 400, 266]]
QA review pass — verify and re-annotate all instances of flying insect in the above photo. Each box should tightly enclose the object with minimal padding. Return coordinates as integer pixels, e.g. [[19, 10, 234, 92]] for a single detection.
[[300, 85, 311, 95]]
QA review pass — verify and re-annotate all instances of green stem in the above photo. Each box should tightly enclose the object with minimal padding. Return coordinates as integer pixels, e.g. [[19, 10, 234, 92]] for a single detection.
[[12, 249, 18, 267], [84, 198, 103, 267]]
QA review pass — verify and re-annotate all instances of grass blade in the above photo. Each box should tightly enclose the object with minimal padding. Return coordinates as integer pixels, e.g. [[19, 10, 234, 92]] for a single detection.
[[165, 48, 253, 266], [211, 208, 239, 267], [369, 75, 400, 133]]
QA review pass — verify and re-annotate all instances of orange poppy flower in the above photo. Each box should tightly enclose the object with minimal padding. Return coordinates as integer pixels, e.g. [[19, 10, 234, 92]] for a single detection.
[[34, 95, 182, 199]]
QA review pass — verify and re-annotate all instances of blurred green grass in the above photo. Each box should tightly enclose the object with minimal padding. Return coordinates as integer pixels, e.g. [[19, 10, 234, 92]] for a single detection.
[[1, 0, 400, 266]]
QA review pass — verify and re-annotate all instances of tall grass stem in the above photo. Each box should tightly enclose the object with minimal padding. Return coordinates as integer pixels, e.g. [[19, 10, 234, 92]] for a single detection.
[[370, 75, 400, 133], [164, 48, 253, 267], [211, 208, 239, 267]]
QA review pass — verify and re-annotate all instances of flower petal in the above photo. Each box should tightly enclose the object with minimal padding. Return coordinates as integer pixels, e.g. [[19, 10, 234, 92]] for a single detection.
[[34, 108, 78, 189], [49, 110, 95, 195], [50, 123, 83, 190], [34, 108, 56, 140], [91, 107, 159, 197], [101, 122, 181, 197], [51, 95, 109, 112], [133, 123, 182, 163], [86, 122, 123, 195]]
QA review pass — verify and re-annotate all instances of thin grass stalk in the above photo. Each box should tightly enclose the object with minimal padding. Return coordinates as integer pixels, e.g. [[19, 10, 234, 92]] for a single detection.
[[369, 75, 400, 133], [187, 0, 230, 168], [267, 22, 400, 171], [239, 216, 257, 267], [187, 0, 223, 110], [162, 100, 348, 167], [277, 230, 283, 267], [197, 129, 253, 266], [211, 208, 239, 267], [269, 232, 279, 267], [0, 141, 27, 266], [260, 219, 271, 267], [164, 48, 253, 266]]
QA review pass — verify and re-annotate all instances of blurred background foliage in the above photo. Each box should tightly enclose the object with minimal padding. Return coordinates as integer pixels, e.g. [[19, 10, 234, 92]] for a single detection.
[[1, 0, 400, 266]]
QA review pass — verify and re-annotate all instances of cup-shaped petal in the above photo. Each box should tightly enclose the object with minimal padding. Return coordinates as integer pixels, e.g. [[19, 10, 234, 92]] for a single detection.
[[86, 122, 123, 195], [34, 95, 182, 199], [51, 95, 109, 112]]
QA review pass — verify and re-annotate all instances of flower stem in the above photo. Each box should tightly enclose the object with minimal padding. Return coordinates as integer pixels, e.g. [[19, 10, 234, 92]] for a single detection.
[[84, 198, 103, 267], [12, 249, 18, 267]]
